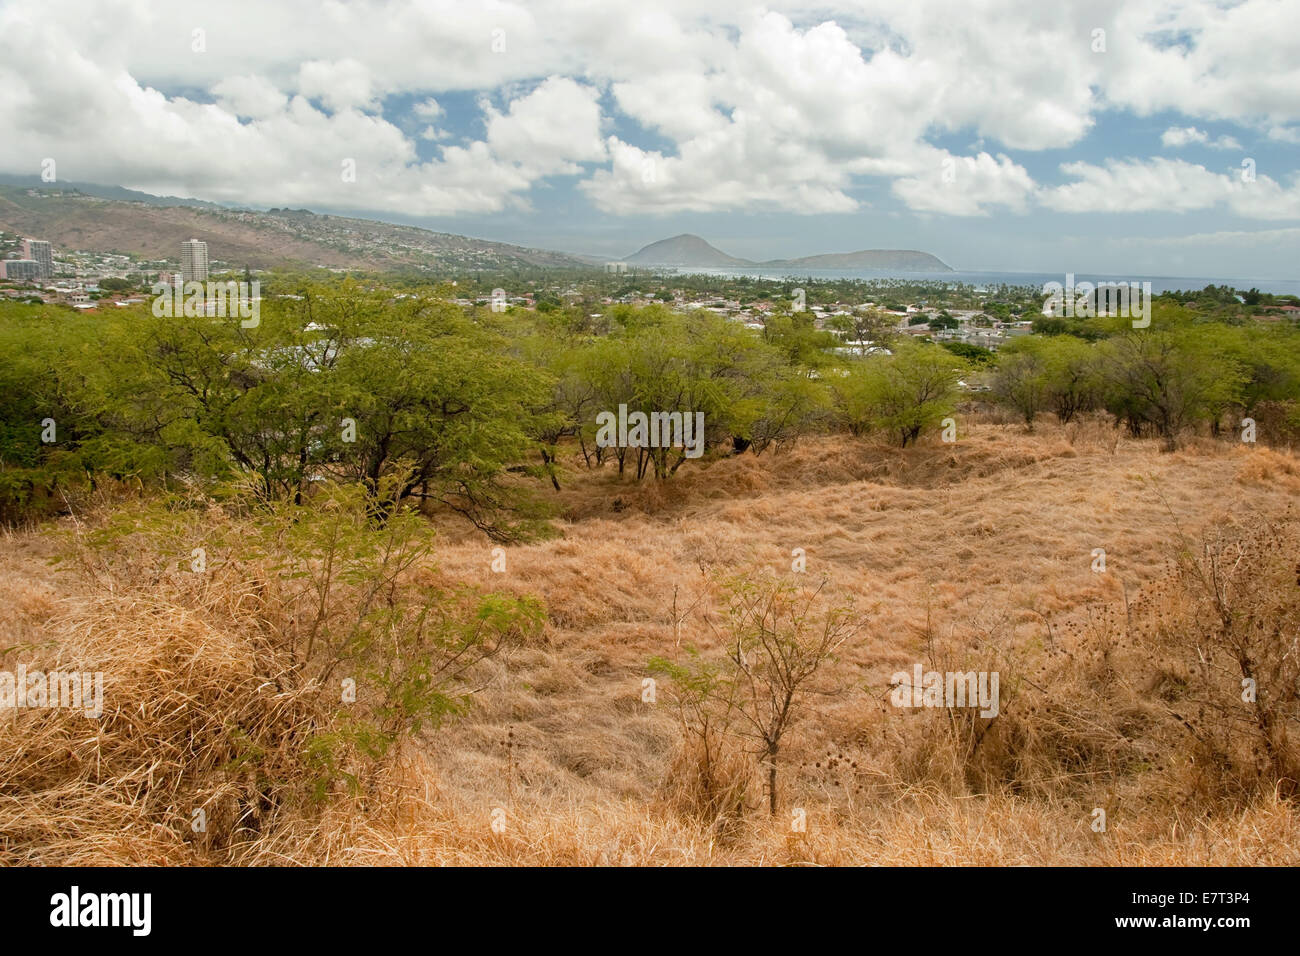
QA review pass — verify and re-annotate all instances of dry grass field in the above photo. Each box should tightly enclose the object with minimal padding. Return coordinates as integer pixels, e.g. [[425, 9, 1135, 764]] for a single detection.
[[4, 415, 1300, 865]]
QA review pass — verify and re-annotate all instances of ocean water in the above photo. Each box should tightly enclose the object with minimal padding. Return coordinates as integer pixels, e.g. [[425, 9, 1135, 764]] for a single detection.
[[680, 267, 1300, 297]]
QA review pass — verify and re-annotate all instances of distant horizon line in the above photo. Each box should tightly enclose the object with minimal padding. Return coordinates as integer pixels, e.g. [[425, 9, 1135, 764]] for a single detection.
[[670, 265, 1300, 288]]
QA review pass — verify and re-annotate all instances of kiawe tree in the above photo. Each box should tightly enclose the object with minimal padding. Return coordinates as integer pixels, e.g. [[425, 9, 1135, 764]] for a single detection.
[[1099, 327, 1245, 451], [834, 340, 965, 446], [575, 307, 804, 479], [992, 338, 1050, 430], [317, 294, 552, 534], [83, 282, 551, 536]]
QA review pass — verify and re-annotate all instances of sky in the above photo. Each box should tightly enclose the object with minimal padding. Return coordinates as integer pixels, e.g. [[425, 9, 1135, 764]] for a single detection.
[[1, 0, 1299, 278]]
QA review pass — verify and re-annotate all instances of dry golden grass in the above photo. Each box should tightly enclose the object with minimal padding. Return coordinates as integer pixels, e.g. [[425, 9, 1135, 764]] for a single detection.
[[3, 416, 1299, 865]]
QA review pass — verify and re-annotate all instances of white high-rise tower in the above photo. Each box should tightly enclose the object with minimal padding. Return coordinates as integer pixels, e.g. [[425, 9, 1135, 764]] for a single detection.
[[181, 239, 209, 283], [21, 239, 52, 280]]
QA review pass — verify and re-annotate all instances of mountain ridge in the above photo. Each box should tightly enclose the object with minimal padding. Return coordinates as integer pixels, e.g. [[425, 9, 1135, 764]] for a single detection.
[[0, 183, 597, 272], [0, 179, 953, 275], [626, 233, 953, 272], [624, 233, 754, 268]]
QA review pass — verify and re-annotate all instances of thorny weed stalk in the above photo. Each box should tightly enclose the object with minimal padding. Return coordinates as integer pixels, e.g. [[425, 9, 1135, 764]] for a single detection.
[[1164, 516, 1300, 800]]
